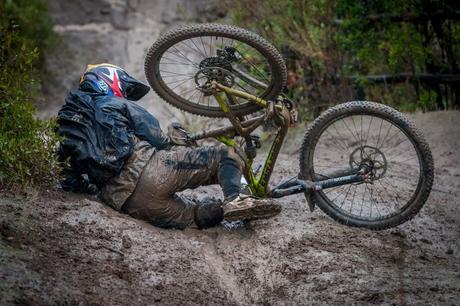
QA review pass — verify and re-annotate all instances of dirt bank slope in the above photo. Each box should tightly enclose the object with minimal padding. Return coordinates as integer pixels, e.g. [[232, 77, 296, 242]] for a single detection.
[[38, 0, 224, 125], [1, 111, 459, 305]]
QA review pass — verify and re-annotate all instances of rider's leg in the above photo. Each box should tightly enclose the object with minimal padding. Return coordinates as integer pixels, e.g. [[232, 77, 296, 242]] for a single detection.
[[121, 145, 244, 229]]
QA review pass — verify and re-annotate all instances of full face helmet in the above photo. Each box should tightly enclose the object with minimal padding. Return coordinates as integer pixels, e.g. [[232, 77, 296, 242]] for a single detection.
[[79, 63, 150, 101]]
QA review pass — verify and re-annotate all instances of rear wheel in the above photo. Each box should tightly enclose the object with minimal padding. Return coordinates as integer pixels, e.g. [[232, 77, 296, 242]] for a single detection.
[[144, 23, 287, 117], [299, 101, 434, 230]]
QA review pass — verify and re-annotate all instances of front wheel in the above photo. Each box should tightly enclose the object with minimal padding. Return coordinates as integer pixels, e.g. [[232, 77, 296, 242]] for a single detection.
[[299, 101, 434, 230]]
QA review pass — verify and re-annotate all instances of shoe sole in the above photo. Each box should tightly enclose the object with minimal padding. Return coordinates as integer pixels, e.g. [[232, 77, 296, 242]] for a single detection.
[[223, 203, 281, 222]]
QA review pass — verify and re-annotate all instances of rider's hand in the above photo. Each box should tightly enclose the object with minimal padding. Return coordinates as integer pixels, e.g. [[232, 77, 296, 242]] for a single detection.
[[167, 122, 197, 147]]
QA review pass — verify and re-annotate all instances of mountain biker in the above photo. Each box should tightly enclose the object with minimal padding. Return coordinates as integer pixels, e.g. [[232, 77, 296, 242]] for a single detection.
[[57, 63, 281, 229]]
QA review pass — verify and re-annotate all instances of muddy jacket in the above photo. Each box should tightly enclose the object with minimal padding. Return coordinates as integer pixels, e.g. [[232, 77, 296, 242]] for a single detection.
[[57, 90, 169, 192]]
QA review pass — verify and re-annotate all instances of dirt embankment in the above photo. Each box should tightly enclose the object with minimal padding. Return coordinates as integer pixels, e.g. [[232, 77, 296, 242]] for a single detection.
[[1, 111, 459, 305], [38, 0, 225, 124]]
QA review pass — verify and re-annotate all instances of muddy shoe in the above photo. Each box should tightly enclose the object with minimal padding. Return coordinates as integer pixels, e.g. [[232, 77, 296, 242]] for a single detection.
[[222, 195, 281, 222]]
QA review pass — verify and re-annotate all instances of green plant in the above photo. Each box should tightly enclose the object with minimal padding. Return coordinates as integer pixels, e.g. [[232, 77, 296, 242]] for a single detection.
[[229, 0, 460, 116], [0, 0, 60, 190]]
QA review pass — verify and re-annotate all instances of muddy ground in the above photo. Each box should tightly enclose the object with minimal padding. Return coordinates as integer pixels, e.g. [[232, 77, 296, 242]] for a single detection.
[[0, 111, 459, 305], [2, 0, 459, 304]]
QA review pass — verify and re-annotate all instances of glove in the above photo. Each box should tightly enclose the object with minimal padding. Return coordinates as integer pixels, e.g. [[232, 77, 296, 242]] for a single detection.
[[167, 122, 197, 147]]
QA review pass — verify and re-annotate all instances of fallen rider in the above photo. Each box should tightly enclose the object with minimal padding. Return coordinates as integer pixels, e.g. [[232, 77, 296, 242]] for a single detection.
[[57, 64, 281, 229]]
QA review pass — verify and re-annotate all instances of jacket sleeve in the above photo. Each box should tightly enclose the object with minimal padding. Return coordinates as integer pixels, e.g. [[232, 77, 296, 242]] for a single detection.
[[124, 101, 170, 149]]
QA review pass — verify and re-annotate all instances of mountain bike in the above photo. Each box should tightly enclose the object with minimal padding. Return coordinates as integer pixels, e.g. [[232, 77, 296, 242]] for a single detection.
[[144, 24, 434, 230]]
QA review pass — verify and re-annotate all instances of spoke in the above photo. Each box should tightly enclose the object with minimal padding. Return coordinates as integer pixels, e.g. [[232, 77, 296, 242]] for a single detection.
[[178, 39, 205, 58], [369, 185, 392, 215], [383, 138, 411, 158], [326, 189, 346, 203], [379, 128, 403, 149], [339, 184, 353, 209], [383, 166, 419, 177], [350, 116, 362, 146], [160, 62, 195, 66], [237, 51, 271, 83], [368, 185, 393, 215], [160, 56, 195, 66], [323, 129, 348, 152], [170, 47, 200, 68], [375, 119, 384, 148], [163, 52, 197, 66], [359, 183, 367, 216], [364, 116, 374, 144], [178, 86, 198, 96], [189, 38, 208, 58], [233, 79, 252, 94], [159, 69, 195, 76], [331, 122, 352, 150], [382, 175, 417, 188], [169, 77, 195, 91], [199, 36, 208, 57], [341, 118, 362, 145], [377, 122, 393, 150], [388, 155, 418, 165], [382, 175, 417, 193], [186, 89, 200, 102], [349, 185, 358, 214], [375, 179, 404, 208], [197, 91, 205, 105], [209, 36, 212, 56], [165, 76, 195, 86], [364, 184, 384, 218]]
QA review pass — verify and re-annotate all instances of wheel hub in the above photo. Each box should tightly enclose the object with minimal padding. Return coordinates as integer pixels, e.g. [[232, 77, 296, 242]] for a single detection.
[[349, 145, 387, 180]]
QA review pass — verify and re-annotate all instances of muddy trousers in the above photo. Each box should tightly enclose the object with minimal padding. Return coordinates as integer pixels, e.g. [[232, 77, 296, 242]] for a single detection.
[[121, 146, 243, 229]]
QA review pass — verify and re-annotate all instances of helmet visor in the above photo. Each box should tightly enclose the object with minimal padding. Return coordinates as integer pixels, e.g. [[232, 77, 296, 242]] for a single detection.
[[123, 74, 151, 101]]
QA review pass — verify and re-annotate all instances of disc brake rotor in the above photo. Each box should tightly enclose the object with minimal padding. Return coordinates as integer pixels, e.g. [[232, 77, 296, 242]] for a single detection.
[[349, 145, 387, 180]]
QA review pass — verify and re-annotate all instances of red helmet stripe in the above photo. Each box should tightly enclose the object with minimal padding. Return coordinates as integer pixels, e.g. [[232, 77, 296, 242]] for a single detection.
[[100, 68, 123, 97], [110, 71, 123, 97]]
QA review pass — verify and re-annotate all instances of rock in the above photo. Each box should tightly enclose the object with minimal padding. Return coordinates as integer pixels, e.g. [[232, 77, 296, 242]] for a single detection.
[[122, 235, 132, 249], [420, 238, 433, 245]]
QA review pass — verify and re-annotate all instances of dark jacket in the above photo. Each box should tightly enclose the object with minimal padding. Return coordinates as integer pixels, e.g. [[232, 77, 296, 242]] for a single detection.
[[57, 90, 169, 192]]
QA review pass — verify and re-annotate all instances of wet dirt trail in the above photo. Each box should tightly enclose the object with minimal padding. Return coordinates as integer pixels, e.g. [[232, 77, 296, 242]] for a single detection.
[[1, 111, 459, 305]]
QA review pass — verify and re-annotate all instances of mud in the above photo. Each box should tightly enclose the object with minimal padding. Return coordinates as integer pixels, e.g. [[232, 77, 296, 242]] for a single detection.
[[1, 111, 459, 305]]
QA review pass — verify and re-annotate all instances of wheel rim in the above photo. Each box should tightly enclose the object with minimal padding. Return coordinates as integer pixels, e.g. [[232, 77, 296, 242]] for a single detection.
[[310, 113, 423, 222], [152, 33, 276, 113]]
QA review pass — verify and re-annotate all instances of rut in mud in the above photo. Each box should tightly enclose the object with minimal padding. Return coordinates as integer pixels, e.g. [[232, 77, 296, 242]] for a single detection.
[[1, 111, 459, 305]]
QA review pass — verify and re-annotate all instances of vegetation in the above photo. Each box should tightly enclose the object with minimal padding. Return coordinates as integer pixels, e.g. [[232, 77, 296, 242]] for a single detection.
[[229, 0, 460, 118], [0, 0, 60, 190]]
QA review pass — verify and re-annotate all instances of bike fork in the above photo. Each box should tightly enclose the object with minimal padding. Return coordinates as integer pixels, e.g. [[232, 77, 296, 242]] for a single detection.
[[270, 168, 365, 198]]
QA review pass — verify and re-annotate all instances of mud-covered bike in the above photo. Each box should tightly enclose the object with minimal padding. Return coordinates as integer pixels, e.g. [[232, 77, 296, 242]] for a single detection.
[[144, 24, 434, 230]]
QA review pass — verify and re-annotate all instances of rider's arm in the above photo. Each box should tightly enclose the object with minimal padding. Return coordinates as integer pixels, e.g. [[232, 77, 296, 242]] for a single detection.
[[124, 101, 170, 149]]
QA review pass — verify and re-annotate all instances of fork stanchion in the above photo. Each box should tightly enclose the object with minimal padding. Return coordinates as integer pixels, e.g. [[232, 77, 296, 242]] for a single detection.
[[270, 174, 365, 198]]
